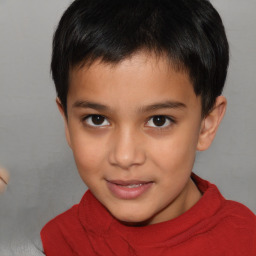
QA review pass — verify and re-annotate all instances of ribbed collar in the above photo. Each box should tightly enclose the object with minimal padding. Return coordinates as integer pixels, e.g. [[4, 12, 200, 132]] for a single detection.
[[78, 173, 225, 247]]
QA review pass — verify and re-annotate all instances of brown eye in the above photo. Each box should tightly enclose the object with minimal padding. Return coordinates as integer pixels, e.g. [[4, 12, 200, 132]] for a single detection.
[[146, 115, 173, 128], [84, 115, 110, 127], [91, 115, 105, 125], [153, 116, 166, 126]]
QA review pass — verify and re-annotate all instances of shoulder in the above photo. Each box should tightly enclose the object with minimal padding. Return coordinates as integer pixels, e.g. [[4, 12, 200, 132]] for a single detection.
[[214, 199, 256, 253], [220, 199, 256, 227], [194, 173, 255, 227], [194, 174, 256, 253], [40, 205, 79, 255], [41, 204, 79, 235]]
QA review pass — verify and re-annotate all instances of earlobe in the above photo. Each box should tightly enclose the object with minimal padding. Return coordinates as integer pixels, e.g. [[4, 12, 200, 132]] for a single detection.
[[56, 98, 72, 148], [197, 96, 227, 151]]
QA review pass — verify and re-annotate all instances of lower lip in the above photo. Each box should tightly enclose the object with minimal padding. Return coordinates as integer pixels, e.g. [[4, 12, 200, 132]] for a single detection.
[[106, 181, 153, 200]]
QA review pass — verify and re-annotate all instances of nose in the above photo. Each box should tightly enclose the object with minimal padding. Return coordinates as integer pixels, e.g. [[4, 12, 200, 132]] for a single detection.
[[108, 127, 146, 169]]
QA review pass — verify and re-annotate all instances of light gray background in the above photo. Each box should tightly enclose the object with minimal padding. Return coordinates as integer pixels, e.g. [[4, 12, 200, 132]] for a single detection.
[[0, 0, 255, 253]]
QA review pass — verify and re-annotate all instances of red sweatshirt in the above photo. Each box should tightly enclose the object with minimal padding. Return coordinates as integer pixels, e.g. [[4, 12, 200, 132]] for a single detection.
[[41, 174, 256, 255]]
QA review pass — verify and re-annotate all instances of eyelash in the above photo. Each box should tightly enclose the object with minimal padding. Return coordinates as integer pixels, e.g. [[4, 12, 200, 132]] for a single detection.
[[82, 114, 110, 127], [146, 116, 175, 129], [81, 114, 176, 129]]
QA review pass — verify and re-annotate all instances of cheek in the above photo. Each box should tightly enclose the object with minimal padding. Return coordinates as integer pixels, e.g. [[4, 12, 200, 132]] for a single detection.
[[69, 130, 106, 180], [151, 126, 200, 174]]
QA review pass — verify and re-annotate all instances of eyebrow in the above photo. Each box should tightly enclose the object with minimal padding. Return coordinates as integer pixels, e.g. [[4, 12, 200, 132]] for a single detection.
[[72, 100, 186, 112], [72, 100, 109, 111], [139, 101, 186, 113]]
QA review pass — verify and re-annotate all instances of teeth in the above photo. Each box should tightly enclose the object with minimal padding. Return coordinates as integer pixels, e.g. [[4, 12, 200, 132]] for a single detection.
[[120, 184, 143, 188]]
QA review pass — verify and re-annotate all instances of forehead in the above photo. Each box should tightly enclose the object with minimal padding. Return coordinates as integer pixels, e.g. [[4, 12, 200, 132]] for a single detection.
[[68, 52, 200, 111]]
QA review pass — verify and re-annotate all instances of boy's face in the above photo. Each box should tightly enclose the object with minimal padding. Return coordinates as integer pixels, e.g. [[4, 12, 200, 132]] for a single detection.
[[60, 52, 219, 225]]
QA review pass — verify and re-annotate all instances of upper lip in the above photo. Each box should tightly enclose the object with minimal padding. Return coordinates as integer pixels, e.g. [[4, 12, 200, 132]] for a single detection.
[[107, 180, 153, 186]]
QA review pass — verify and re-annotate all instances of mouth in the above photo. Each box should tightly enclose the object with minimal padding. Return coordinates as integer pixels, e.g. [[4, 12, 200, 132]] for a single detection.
[[106, 179, 154, 200]]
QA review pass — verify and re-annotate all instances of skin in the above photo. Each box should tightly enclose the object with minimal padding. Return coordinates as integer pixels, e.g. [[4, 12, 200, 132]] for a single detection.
[[57, 52, 226, 226], [0, 167, 9, 194]]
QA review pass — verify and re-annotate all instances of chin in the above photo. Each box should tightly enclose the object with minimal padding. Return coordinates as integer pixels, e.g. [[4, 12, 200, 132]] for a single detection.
[[111, 209, 153, 226]]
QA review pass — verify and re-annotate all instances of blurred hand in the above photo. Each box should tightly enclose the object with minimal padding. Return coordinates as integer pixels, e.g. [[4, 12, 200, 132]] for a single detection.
[[0, 167, 10, 194]]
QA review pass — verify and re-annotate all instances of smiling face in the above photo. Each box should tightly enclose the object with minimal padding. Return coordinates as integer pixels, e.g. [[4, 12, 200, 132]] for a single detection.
[[58, 52, 226, 225]]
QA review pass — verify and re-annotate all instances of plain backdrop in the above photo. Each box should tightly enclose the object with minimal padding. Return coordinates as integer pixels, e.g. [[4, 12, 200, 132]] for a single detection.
[[0, 0, 255, 252]]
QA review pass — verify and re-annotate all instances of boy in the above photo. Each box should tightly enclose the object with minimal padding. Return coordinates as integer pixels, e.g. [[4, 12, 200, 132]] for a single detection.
[[41, 0, 256, 255]]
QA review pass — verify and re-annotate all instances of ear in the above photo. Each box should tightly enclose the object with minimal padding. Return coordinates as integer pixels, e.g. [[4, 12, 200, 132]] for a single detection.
[[56, 98, 72, 148], [197, 96, 227, 151]]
